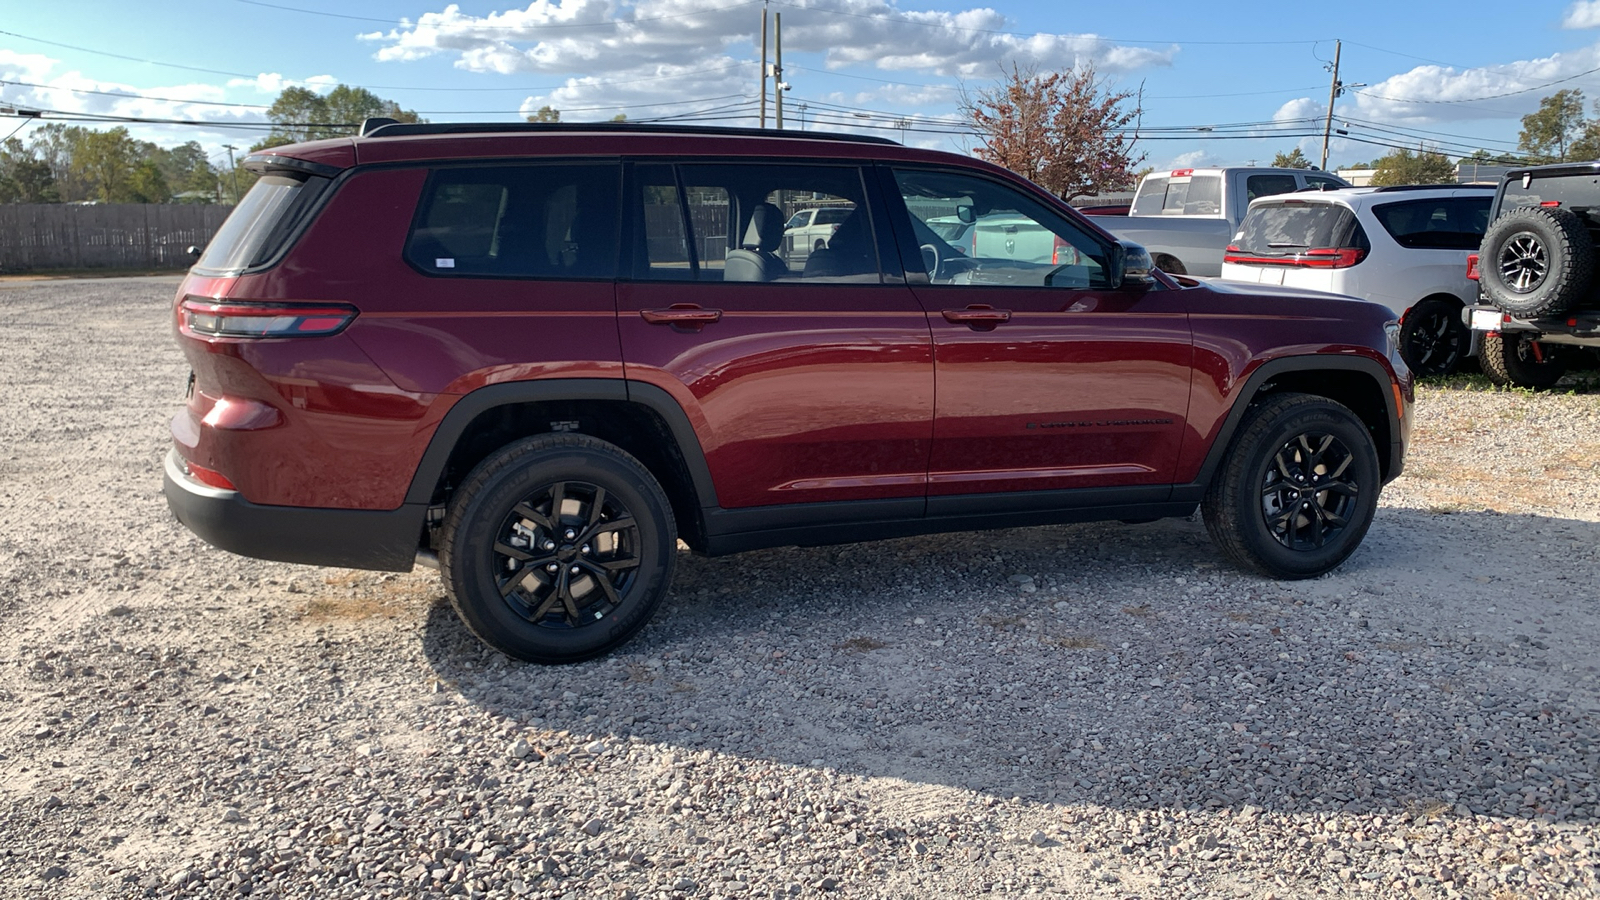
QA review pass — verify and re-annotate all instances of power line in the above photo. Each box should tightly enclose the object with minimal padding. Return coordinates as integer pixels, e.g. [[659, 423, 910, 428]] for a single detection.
[[1350, 63, 1600, 105], [232, 0, 761, 29]]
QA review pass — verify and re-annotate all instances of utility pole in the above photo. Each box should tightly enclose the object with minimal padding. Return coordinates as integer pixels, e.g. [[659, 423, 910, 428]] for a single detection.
[[1320, 40, 1342, 171], [759, 3, 768, 129], [223, 144, 240, 204], [774, 12, 784, 129]]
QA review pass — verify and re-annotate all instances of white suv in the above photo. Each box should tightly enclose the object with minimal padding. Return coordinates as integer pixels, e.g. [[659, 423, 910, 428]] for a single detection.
[[1221, 185, 1493, 376]]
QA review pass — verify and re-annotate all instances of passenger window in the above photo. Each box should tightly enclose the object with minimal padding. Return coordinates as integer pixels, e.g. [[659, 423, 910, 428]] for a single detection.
[[1371, 197, 1491, 250], [1246, 174, 1299, 202], [632, 163, 880, 283], [892, 168, 1112, 289], [407, 164, 619, 278]]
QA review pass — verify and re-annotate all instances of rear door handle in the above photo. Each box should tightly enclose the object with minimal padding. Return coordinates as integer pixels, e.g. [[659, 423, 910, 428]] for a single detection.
[[941, 306, 1011, 328], [641, 305, 723, 328]]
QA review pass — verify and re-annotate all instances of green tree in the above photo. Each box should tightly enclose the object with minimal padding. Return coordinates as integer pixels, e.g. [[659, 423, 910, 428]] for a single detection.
[[1370, 146, 1456, 186], [1271, 148, 1312, 169], [1519, 89, 1586, 162], [611, 113, 627, 122], [961, 62, 1145, 201], [255, 84, 423, 150], [0, 137, 59, 203], [72, 127, 139, 202], [122, 159, 171, 203], [527, 105, 561, 123]]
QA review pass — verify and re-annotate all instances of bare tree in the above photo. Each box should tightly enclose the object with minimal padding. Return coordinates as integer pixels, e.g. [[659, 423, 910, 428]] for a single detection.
[[961, 62, 1144, 202]]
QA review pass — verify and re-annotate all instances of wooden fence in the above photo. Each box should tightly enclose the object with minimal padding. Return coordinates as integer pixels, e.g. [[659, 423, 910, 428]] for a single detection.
[[0, 204, 235, 271]]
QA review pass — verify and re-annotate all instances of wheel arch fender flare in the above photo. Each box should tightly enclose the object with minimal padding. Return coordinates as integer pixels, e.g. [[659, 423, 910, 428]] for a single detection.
[[402, 378, 719, 509], [1189, 355, 1403, 493]]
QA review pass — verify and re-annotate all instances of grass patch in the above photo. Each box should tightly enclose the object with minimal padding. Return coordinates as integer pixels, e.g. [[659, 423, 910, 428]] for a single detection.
[[836, 636, 888, 653]]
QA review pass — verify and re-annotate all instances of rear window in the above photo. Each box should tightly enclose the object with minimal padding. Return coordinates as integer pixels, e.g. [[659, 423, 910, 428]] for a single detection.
[[1235, 200, 1366, 256], [1501, 173, 1600, 226], [814, 207, 852, 225], [1131, 176, 1168, 215], [1371, 197, 1491, 250], [194, 174, 328, 273], [405, 163, 620, 279]]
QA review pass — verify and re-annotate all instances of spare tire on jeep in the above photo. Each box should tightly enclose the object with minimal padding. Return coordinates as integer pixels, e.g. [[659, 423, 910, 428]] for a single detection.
[[1479, 206, 1594, 318]]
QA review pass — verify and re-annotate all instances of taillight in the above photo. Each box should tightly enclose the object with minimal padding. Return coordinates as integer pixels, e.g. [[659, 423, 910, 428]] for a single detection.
[[1221, 246, 1366, 268], [1051, 234, 1071, 265], [1300, 247, 1367, 268], [1466, 253, 1480, 281], [179, 297, 357, 338], [1540, 200, 1561, 207]]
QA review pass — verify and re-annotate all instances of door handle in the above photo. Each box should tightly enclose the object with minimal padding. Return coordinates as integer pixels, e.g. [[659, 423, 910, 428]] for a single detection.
[[641, 305, 723, 328], [942, 305, 1011, 328]]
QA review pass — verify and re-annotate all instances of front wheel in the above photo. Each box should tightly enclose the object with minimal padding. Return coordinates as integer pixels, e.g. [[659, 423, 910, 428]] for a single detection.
[[439, 434, 677, 663], [1478, 332, 1567, 389], [1203, 393, 1380, 579]]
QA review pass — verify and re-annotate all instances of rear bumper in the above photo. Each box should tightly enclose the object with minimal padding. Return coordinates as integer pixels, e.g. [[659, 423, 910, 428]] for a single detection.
[[1465, 305, 1600, 347], [163, 449, 425, 572]]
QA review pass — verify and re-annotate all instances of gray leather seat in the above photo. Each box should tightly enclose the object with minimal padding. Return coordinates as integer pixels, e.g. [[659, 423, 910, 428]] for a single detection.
[[723, 203, 789, 282]]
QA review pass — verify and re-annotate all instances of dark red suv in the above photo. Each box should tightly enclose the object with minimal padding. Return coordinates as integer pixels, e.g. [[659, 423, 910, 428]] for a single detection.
[[165, 122, 1412, 663]]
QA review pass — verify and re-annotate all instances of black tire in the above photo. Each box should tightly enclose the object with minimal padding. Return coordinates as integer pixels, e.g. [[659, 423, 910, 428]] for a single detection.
[[438, 434, 677, 664], [813, 239, 827, 251], [1479, 206, 1593, 317], [1398, 297, 1468, 376], [1478, 332, 1567, 389], [1202, 393, 1380, 580]]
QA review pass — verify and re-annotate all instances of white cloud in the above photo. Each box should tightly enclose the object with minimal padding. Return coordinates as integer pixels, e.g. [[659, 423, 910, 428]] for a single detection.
[[360, 0, 1175, 78], [1159, 149, 1218, 170], [1342, 44, 1600, 124], [1564, 1, 1600, 28], [227, 73, 340, 95]]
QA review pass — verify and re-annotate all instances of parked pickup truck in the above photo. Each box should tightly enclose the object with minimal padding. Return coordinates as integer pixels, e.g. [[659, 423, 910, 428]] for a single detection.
[[1091, 167, 1351, 276]]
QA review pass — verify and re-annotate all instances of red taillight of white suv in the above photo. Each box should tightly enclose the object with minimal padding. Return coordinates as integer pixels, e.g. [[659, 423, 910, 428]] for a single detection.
[[178, 297, 358, 338], [1223, 245, 1367, 269]]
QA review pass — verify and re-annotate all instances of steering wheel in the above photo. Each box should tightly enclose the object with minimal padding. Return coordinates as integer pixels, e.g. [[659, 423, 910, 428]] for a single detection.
[[919, 243, 940, 281]]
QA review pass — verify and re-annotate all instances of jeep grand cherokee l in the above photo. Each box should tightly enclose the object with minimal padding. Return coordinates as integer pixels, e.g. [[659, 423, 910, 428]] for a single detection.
[[164, 121, 1412, 664]]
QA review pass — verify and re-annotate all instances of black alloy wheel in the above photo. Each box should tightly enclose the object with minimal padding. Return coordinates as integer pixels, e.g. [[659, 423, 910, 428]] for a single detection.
[[1397, 298, 1467, 376], [493, 481, 640, 629], [1258, 431, 1360, 551], [1498, 232, 1549, 294]]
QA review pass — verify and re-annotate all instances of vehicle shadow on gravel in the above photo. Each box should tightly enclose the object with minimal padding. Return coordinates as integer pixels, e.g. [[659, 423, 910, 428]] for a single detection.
[[420, 507, 1600, 825]]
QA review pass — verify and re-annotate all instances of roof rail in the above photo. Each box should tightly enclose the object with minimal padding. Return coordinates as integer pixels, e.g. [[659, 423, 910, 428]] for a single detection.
[[1369, 183, 1494, 192], [360, 121, 901, 146]]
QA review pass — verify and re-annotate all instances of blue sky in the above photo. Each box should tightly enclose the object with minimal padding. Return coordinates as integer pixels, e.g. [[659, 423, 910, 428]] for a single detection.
[[4, 0, 1600, 176]]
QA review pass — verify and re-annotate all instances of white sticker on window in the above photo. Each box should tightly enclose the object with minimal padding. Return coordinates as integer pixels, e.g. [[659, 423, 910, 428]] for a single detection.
[[435, 258, 455, 268]]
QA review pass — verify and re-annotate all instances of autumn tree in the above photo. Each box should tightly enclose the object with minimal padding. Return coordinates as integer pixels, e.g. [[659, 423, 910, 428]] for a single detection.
[[1520, 89, 1586, 162], [1370, 146, 1456, 186], [1272, 148, 1312, 169], [961, 63, 1144, 201]]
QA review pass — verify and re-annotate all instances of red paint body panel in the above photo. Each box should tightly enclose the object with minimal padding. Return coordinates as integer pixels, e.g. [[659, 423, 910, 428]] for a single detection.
[[617, 282, 934, 507], [915, 284, 1194, 493]]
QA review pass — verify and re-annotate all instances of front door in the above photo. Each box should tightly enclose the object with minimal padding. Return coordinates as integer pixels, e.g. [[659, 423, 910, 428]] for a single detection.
[[617, 161, 933, 510], [886, 166, 1194, 498]]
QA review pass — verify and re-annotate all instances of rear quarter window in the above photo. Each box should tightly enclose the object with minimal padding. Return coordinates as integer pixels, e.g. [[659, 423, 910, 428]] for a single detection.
[[194, 173, 330, 274], [1371, 197, 1490, 250]]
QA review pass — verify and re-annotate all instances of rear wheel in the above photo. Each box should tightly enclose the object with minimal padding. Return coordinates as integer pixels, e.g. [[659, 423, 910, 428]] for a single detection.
[[439, 434, 677, 663], [1478, 332, 1567, 389], [1203, 393, 1380, 579], [1479, 206, 1593, 318], [1398, 298, 1468, 376]]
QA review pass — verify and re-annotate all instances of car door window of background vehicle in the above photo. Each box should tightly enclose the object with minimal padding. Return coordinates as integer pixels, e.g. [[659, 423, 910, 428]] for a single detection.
[[635, 163, 876, 284], [1371, 197, 1492, 250], [1231, 201, 1368, 263], [1245, 174, 1300, 203], [891, 168, 1111, 289], [1304, 175, 1347, 191], [194, 173, 331, 274], [405, 164, 620, 278]]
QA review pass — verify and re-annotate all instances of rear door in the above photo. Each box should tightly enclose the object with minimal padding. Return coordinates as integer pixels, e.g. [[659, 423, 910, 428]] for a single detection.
[[616, 160, 934, 511]]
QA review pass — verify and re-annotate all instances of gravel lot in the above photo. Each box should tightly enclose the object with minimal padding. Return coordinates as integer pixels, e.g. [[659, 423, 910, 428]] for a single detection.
[[1, 277, 1597, 899]]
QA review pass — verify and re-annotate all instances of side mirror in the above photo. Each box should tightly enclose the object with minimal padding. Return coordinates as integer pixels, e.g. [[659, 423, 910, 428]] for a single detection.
[[185, 244, 203, 260], [1113, 240, 1155, 287], [955, 204, 976, 224]]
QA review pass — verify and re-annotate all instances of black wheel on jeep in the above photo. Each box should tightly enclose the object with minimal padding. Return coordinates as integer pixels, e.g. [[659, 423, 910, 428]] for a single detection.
[[1478, 332, 1567, 389], [1398, 297, 1468, 376], [1479, 206, 1594, 318], [439, 434, 677, 664], [1202, 393, 1380, 579]]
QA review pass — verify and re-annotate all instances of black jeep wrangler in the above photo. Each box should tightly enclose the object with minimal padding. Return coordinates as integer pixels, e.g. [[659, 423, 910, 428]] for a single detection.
[[1467, 161, 1600, 387]]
